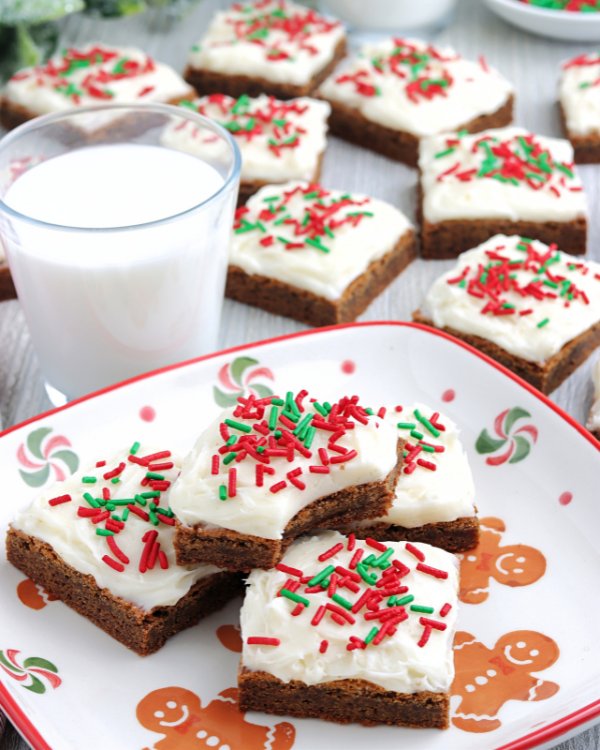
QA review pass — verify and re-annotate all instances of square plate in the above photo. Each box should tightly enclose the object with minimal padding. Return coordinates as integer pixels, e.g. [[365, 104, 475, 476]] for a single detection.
[[1, 322, 599, 750]]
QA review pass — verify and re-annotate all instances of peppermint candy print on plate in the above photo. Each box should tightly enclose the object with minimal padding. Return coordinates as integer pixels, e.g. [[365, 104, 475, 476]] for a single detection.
[[227, 180, 416, 326], [162, 94, 330, 203], [0, 44, 195, 131], [414, 234, 600, 392], [184, 0, 347, 100], [318, 37, 514, 166], [418, 126, 588, 257]]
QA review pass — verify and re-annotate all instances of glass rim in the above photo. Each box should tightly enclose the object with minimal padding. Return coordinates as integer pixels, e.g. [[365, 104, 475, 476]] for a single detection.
[[0, 102, 242, 233]]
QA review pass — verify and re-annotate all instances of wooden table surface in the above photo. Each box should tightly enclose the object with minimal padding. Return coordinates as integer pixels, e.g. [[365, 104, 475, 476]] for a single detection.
[[0, 0, 598, 747]]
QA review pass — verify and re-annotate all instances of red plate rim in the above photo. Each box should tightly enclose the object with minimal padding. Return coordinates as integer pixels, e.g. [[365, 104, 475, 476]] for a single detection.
[[1, 320, 599, 750]]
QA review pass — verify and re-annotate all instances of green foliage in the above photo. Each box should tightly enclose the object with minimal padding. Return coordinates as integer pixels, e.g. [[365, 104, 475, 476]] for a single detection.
[[0, 0, 200, 83]]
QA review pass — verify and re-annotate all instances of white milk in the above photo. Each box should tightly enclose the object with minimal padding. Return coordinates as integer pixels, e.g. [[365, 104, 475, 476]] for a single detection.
[[2, 143, 234, 399]]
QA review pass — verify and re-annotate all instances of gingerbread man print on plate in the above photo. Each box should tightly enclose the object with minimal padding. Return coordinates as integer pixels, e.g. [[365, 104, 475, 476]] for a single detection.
[[137, 686, 295, 750]]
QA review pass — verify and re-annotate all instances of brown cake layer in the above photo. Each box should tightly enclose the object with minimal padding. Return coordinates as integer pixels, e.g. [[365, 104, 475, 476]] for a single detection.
[[184, 38, 347, 101], [237, 152, 324, 207], [0, 263, 16, 302], [413, 311, 600, 394], [559, 102, 600, 164], [175, 439, 404, 569], [238, 668, 449, 728], [6, 527, 243, 655], [319, 94, 513, 168], [417, 178, 588, 258], [328, 516, 480, 554], [0, 93, 195, 133], [226, 229, 417, 326]]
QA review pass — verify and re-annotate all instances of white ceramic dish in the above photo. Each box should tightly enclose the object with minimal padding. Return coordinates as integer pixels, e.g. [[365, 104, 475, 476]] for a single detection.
[[0, 322, 599, 750], [484, 0, 600, 41]]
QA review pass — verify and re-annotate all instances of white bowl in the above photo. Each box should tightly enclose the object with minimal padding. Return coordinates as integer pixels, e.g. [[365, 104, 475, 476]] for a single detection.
[[323, 0, 457, 31], [484, 0, 600, 41]]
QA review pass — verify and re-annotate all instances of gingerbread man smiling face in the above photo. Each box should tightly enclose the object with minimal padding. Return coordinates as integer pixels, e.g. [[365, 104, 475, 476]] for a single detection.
[[452, 629, 560, 733], [459, 517, 546, 604], [137, 686, 295, 750]]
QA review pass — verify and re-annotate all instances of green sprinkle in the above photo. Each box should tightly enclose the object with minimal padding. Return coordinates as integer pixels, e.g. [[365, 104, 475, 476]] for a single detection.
[[303, 425, 316, 450], [129, 441, 140, 455], [397, 422, 416, 430], [269, 406, 279, 430], [394, 594, 415, 606], [413, 408, 440, 438], [111, 513, 121, 521], [145, 472, 165, 480], [83, 492, 100, 508], [95, 529, 114, 536], [270, 396, 284, 405], [356, 562, 378, 585], [307, 565, 335, 587], [225, 418, 252, 434], [140, 491, 160, 499], [434, 146, 455, 159], [420, 443, 436, 453], [226, 436, 237, 447], [537, 318, 550, 328], [370, 548, 394, 569], [111, 477, 120, 484], [122, 507, 130, 521], [303, 190, 320, 199], [223, 452, 237, 465], [82, 476, 97, 484], [410, 429, 424, 440], [280, 589, 310, 607], [135, 494, 147, 507], [219, 484, 227, 501], [364, 626, 379, 645], [543, 279, 559, 289], [293, 413, 313, 437], [231, 93, 250, 114], [305, 237, 330, 253], [313, 402, 328, 416], [410, 604, 435, 614], [106, 503, 116, 511], [331, 593, 353, 610]]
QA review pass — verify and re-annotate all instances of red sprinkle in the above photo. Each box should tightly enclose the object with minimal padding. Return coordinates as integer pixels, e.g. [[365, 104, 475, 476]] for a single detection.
[[102, 554, 125, 573], [405, 542, 425, 561], [416, 563, 449, 580], [318, 542, 344, 562], [48, 494, 71, 506], [247, 637, 280, 646]]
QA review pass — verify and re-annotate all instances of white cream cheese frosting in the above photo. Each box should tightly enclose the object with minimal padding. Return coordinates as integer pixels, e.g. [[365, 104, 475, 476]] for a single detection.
[[360, 403, 476, 529], [319, 37, 513, 138], [229, 180, 413, 301], [421, 234, 600, 363], [169, 392, 399, 540], [241, 531, 459, 693], [587, 359, 600, 433], [3, 44, 193, 115], [187, 0, 345, 86], [162, 94, 330, 183], [420, 126, 587, 223], [11, 443, 219, 611], [560, 53, 600, 137]]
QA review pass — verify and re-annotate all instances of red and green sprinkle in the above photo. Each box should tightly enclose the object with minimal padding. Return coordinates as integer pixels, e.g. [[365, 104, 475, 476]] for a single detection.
[[234, 183, 374, 254], [47, 445, 177, 574]]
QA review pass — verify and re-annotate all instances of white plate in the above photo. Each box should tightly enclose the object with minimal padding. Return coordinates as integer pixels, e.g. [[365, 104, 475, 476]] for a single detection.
[[484, 0, 600, 41], [0, 322, 599, 750]]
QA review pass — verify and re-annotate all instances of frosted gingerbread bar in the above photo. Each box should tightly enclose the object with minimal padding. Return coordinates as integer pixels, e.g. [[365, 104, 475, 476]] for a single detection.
[[239, 531, 459, 728], [227, 181, 416, 326], [418, 126, 588, 258], [413, 235, 600, 394], [163, 94, 330, 204], [328, 403, 479, 553], [318, 37, 513, 167], [170, 392, 403, 570], [559, 52, 600, 163], [587, 359, 600, 440], [184, 0, 347, 100], [6, 442, 242, 655], [0, 44, 195, 131]]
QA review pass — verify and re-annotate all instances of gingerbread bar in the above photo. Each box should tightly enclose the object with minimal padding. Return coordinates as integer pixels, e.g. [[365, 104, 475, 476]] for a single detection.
[[6, 442, 242, 655], [171, 391, 403, 570], [318, 37, 513, 167], [414, 234, 600, 394], [559, 52, 600, 163], [418, 126, 588, 258], [184, 0, 347, 100], [239, 531, 459, 728], [587, 359, 600, 440], [0, 44, 195, 131], [327, 403, 479, 552], [227, 181, 416, 326], [163, 94, 330, 204]]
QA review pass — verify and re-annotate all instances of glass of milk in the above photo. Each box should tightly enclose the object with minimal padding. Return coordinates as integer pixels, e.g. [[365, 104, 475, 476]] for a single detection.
[[0, 104, 241, 404]]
